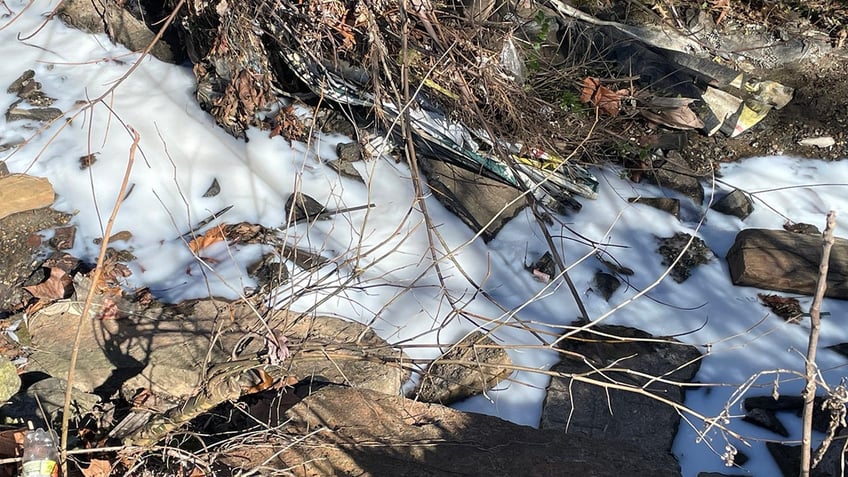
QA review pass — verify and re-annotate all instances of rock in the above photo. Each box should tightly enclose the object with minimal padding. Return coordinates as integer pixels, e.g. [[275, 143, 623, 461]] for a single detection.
[[330, 142, 364, 181], [0, 207, 71, 314], [657, 232, 713, 283], [798, 136, 836, 148], [1, 377, 98, 428], [541, 324, 701, 458], [765, 440, 845, 477], [827, 342, 848, 359], [784, 222, 820, 235], [4, 104, 62, 123], [201, 178, 220, 197], [726, 228, 848, 299], [628, 196, 681, 218], [711, 189, 754, 220], [642, 151, 704, 204], [420, 157, 525, 242], [744, 395, 837, 435], [742, 407, 789, 437], [58, 0, 175, 62], [414, 331, 512, 404], [222, 386, 683, 476], [26, 297, 409, 400], [0, 175, 55, 220], [0, 162, 8, 177], [592, 271, 621, 301], [0, 356, 20, 403], [744, 395, 804, 412]]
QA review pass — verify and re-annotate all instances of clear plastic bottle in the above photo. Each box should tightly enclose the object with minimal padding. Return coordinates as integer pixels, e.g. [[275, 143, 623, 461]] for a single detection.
[[20, 428, 58, 477]]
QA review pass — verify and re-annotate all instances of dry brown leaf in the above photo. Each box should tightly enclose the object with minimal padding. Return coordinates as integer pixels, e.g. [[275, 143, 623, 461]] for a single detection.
[[23, 267, 72, 300], [580, 77, 629, 117], [80, 458, 112, 477], [188, 224, 228, 254]]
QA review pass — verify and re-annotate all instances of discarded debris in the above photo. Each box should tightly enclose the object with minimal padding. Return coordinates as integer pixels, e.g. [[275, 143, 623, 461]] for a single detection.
[[798, 136, 836, 148]]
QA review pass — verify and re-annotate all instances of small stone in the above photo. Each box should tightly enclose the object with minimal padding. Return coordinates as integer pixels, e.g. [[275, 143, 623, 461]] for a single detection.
[[628, 197, 680, 218], [798, 136, 836, 148], [6, 70, 34, 95], [285, 192, 328, 224], [5, 103, 63, 123], [592, 271, 621, 301], [711, 189, 753, 220], [414, 331, 513, 404], [202, 178, 220, 197], [49, 226, 76, 250]]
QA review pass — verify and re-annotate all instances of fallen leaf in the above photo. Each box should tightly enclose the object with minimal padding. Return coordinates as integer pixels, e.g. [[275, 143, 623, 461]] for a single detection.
[[187, 224, 228, 254], [758, 293, 803, 323], [23, 267, 72, 300], [80, 458, 112, 477], [580, 77, 629, 117]]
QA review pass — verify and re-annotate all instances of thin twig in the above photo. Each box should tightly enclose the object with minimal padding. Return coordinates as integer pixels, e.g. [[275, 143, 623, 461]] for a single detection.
[[800, 210, 837, 476], [59, 127, 138, 475]]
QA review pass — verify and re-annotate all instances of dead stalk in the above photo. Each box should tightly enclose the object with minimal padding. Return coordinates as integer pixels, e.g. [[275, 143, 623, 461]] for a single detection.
[[800, 210, 837, 476], [59, 127, 139, 474]]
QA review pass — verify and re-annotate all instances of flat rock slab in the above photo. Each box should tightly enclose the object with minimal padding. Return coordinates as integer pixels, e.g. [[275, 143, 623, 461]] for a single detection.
[[224, 386, 682, 476], [421, 158, 525, 242], [541, 324, 701, 457], [0, 174, 54, 220], [413, 331, 512, 404], [26, 297, 409, 399], [726, 228, 848, 299]]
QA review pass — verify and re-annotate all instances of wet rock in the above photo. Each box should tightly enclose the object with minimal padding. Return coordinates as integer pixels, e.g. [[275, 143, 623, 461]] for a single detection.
[[541, 324, 701, 458], [642, 151, 704, 204], [223, 386, 683, 476], [726, 229, 848, 298], [420, 157, 525, 242], [414, 331, 512, 404], [657, 232, 713, 283], [711, 189, 754, 220], [628, 196, 680, 218]]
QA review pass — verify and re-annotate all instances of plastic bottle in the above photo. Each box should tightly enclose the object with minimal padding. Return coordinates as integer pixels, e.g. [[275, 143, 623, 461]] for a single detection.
[[20, 428, 58, 477]]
